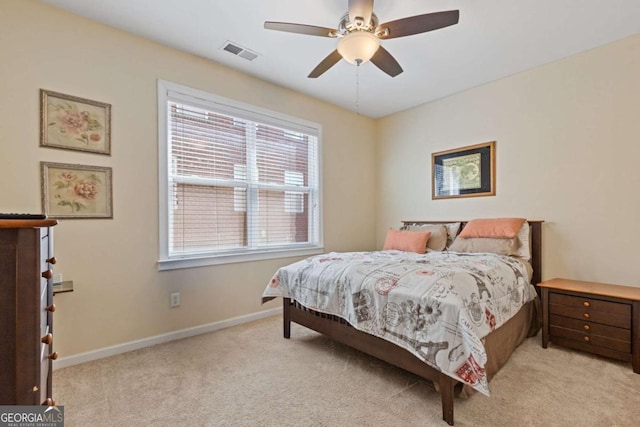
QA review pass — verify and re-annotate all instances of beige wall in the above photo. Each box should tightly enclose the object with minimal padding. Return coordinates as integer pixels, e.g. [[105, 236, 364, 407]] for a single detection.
[[0, 2, 376, 356], [377, 34, 640, 286]]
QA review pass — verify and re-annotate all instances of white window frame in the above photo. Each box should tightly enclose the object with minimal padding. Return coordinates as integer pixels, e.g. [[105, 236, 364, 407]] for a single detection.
[[157, 80, 323, 270]]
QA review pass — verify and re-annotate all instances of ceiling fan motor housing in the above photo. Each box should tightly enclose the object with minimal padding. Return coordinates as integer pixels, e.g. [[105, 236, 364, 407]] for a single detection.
[[337, 12, 379, 36]]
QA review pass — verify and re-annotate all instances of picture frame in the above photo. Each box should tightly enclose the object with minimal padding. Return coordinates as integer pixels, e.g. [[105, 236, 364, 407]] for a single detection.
[[40, 89, 111, 155], [41, 162, 113, 219], [432, 141, 496, 199]]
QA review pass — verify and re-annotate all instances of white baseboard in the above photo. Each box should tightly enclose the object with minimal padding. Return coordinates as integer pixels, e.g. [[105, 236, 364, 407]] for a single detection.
[[53, 308, 281, 370]]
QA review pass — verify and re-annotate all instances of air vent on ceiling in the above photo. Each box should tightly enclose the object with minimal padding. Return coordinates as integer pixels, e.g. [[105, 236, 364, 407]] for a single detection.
[[221, 41, 259, 61]]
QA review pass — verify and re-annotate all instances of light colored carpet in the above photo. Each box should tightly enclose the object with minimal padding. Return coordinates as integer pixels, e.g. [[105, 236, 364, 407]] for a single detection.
[[54, 315, 640, 426]]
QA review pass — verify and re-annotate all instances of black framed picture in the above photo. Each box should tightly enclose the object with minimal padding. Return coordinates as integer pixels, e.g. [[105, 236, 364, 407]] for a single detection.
[[432, 141, 495, 199]]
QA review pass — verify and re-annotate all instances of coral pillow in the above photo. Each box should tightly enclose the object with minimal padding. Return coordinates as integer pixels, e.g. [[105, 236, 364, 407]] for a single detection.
[[383, 229, 431, 254], [459, 218, 526, 239]]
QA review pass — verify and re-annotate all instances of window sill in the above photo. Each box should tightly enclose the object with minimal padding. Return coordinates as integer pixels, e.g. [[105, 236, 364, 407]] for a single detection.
[[158, 246, 324, 271]]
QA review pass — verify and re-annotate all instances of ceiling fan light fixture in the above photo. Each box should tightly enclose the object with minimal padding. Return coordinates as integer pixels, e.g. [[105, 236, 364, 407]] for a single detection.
[[337, 31, 380, 65]]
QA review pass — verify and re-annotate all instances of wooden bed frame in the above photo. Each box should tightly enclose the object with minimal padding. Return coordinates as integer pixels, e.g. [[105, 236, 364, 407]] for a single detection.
[[282, 220, 543, 425]]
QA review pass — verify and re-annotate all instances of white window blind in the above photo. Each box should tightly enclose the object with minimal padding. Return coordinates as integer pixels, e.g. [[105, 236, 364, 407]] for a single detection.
[[158, 81, 322, 269]]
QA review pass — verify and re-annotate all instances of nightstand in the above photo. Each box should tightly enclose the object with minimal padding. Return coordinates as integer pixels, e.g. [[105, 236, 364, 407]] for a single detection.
[[538, 278, 640, 373]]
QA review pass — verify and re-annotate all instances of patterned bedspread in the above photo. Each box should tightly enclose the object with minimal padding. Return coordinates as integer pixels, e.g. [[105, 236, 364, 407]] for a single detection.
[[262, 250, 537, 395]]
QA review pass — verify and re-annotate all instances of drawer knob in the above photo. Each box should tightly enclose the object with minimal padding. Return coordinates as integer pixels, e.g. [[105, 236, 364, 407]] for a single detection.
[[583, 313, 590, 319], [583, 324, 590, 331], [42, 269, 53, 279], [44, 398, 55, 406], [583, 301, 590, 307], [583, 336, 590, 342], [48, 352, 58, 360], [45, 304, 56, 312], [41, 333, 53, 345], [33, 385, 39, 392], [46, 256, 57, 265]]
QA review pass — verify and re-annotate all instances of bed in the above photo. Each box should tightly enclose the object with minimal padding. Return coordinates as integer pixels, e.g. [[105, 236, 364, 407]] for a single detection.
[[262, 219, 543, 425]]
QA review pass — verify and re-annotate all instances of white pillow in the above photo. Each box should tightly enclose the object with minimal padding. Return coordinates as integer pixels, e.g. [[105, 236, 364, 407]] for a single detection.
[[449, 236, 520, 256], [444, 222, 461, 248], [515, 222, 531, 261]]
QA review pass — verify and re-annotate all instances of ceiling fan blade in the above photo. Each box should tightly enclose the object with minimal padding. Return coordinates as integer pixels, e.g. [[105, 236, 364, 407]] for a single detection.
[[348, 0, 374, 27], [308, 50, 343, 78], [378, 10, 459, 39], [370, 46, 403, 77], [264, 22, 336, 37]]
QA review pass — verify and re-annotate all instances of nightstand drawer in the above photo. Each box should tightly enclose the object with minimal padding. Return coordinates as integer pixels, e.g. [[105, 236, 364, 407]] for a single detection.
[[550, 325, 631, 353], [549, 293, 631, 316], [549, 303, 630, 328], [549, 314, 631, 342]]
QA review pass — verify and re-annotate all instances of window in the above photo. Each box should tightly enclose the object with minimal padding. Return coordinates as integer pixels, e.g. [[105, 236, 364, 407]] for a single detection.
[[158, 81, 322, 270]]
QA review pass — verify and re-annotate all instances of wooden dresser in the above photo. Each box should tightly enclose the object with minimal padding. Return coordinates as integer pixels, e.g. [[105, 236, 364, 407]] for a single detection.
[[538, 278, 640, 373], [0, 219, 58, 405]]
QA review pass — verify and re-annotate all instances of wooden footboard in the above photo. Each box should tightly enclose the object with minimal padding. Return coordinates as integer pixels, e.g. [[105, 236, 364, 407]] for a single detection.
[[283, 297, 456, 425]]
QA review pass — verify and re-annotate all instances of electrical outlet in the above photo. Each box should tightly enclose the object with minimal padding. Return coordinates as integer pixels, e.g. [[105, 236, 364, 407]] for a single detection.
[[170, 292, 181, 308], [53, 273, 63, 284]]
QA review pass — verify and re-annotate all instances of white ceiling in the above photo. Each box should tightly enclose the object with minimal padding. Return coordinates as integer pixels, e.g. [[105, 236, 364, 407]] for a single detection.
[[42, 0, 640, 118]]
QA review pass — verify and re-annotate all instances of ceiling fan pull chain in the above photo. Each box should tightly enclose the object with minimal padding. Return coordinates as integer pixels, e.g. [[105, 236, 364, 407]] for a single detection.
[[356, 64, 360, 115]]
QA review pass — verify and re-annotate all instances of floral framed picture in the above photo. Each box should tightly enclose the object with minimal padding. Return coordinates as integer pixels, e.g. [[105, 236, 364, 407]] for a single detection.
[[41, 162, 113, 219], [40, 89, 111, 155], [432, 141, 496, 199]]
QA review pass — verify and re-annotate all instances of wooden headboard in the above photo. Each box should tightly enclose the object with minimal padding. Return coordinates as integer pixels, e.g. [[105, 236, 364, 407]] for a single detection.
[[401, 220, 543, 287]]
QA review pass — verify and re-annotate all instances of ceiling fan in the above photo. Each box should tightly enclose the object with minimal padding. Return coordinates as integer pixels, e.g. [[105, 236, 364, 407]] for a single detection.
[[264, 0, 459, 78]]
